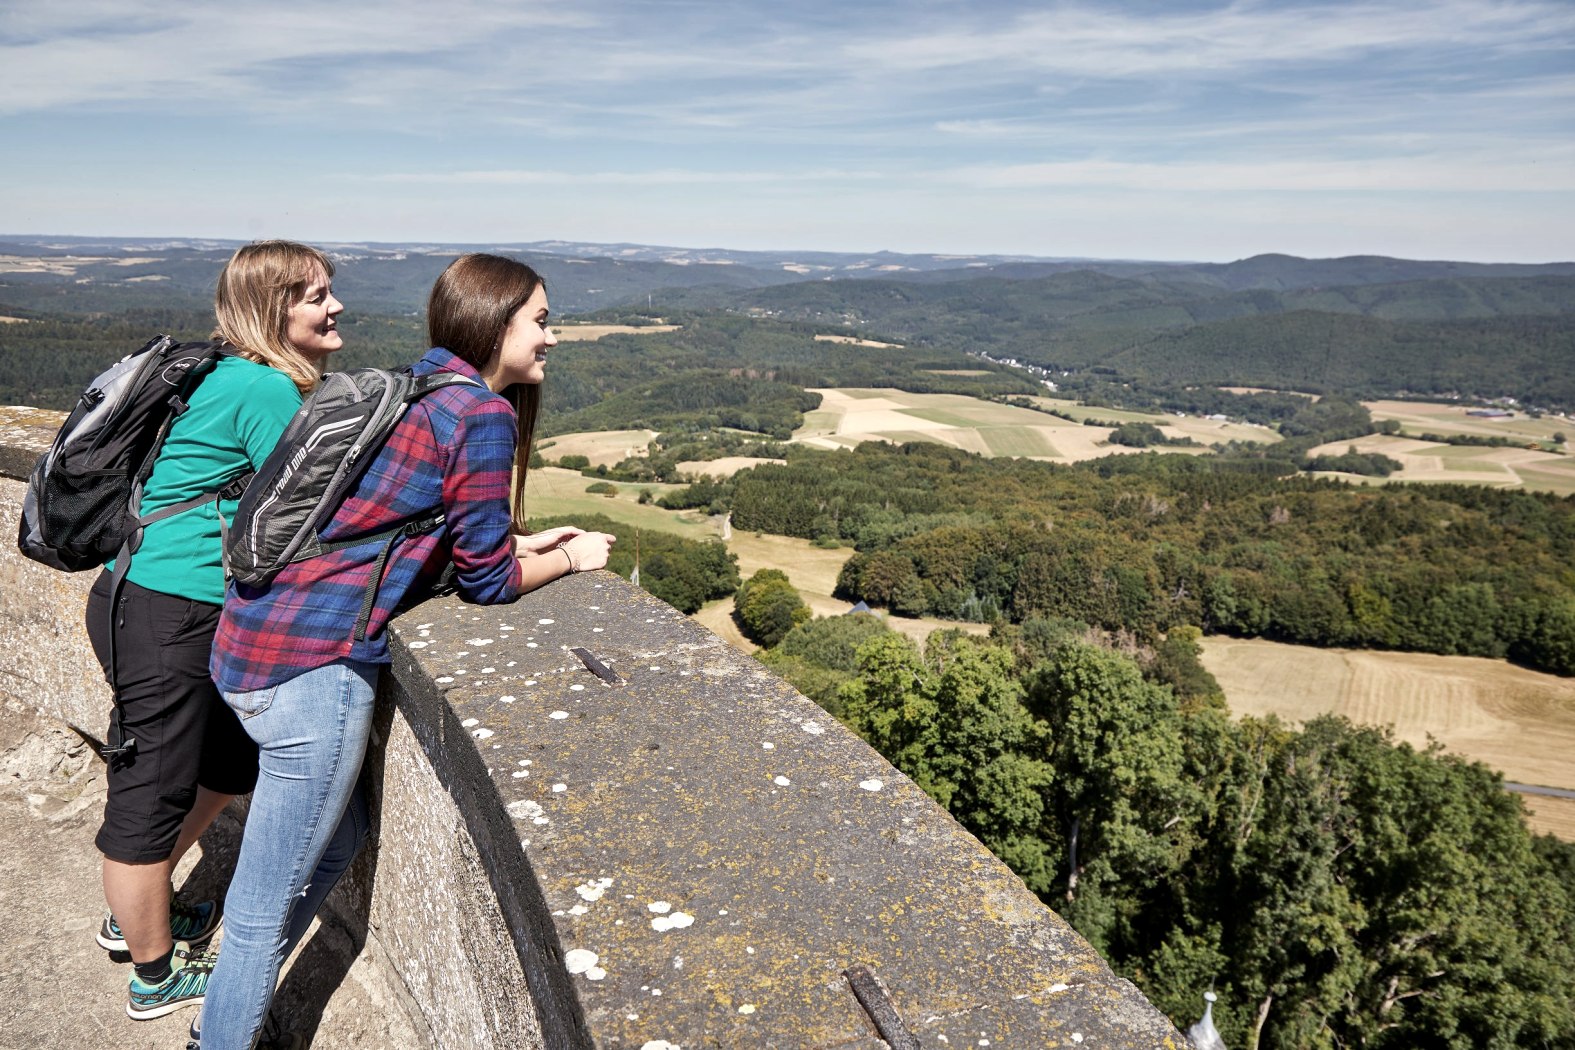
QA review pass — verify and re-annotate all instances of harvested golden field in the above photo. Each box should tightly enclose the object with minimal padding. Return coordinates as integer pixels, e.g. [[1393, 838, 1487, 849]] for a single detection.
[[1219, 386, 1319, 400], [1199, 636, 1575, 838], [675, 456, 785, 478], [1305, 432, 1575, 495], [551, 324, 679, 341], [539, 429, 657, 467], [1030, 396, 1282, 446], [795, 388, 1275, 463], [813, 334, 902, 348], [1366, 399, 1571, 445]]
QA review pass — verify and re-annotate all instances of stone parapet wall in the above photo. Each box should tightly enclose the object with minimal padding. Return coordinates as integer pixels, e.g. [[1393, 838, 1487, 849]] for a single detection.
[[0, 405, 1182, 1049]]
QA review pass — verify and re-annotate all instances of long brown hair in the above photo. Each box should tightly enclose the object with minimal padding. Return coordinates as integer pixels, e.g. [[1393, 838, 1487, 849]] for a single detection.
[[427, 253, 544, 529], [212, 240, 335, 395]]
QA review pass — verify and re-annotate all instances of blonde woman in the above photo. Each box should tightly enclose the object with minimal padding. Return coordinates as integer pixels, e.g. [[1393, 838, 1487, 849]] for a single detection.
[[85, 240, 342, 1021]]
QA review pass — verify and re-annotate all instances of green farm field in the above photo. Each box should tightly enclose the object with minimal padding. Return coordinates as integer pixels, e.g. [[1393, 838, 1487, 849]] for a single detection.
[[523, 467, 711, 538]]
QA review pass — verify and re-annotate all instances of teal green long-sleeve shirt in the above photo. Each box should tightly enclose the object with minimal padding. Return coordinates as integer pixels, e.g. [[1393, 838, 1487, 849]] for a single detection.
[[120, 356, 302, 606]]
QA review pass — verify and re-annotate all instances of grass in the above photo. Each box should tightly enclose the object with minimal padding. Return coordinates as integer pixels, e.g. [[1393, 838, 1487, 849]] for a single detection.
[[979, 427, 1062, 458], [538, 429, 658, 467], [524, 468, 712, 538]]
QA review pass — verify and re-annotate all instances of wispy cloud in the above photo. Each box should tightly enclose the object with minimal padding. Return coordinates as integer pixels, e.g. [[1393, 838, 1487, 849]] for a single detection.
[[841, 0, 1575, 79], [3, 0, 1571, 259], [947, 149, 1575, 193], [364, 167, 885, 185]]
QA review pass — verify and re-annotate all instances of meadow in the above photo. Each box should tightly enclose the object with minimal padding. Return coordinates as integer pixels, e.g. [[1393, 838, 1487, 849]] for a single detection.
[[1199, 636, 1575, 839], [537, 428, 658, 467], [790, 387, 1276, 463], [524, 465, 987, 649], [1302, 398, 1575, 495]]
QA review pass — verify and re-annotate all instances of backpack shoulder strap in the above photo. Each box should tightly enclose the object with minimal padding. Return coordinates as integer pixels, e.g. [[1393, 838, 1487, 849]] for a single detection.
[[407, 371, 485, 399]]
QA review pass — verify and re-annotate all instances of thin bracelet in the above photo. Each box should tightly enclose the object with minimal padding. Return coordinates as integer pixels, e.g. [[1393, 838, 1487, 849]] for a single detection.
[[561, 546, 578, 574]]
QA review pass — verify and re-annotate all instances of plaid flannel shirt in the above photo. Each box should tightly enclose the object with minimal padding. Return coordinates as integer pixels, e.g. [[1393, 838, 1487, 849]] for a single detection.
[[212, 348, 522, 693]]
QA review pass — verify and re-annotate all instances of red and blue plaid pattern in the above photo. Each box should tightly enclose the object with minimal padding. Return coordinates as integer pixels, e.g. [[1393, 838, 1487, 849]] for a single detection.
[[212, 348, 522, 693]]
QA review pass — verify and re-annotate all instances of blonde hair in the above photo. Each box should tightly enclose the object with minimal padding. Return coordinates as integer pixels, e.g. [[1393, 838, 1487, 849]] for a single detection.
[[427, 253, 544, 530], [212, 240, 336, 394]]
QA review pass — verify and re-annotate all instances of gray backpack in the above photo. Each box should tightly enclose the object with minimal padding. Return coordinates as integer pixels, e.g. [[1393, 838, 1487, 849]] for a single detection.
[[225, 366, 481, 638]]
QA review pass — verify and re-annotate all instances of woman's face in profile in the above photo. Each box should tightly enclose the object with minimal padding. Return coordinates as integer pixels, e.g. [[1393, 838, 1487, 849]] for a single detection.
[[285, 267, 344, 360], [493, 285, 556, 387]]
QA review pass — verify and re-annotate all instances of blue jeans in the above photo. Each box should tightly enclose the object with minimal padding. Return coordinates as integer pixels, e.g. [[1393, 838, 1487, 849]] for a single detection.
[[200, 659, 379, 1050]]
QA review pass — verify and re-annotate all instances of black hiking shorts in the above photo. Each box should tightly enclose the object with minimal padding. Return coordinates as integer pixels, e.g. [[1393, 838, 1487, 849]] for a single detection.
[[86, 573, 259, 863]]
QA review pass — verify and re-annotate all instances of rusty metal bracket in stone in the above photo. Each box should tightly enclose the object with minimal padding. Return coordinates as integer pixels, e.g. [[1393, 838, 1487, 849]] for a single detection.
[[844, 964, 919, 1050], [569, 646, 622, 685]]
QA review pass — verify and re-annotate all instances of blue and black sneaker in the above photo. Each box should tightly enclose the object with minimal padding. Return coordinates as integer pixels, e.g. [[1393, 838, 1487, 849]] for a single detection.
[[126, 940, 217, 1020], [98, 894, 220, 953]]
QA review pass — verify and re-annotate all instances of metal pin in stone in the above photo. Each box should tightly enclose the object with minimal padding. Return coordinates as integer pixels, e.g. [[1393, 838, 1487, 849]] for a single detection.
[[570, 646, 621, 685]]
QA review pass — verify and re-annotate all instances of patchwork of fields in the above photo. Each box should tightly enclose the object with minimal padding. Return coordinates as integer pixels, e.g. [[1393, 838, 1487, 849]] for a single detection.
[[790, 387, 1275, 462], [1308, 431, 1575, 495], [523, 465, 987, 648]]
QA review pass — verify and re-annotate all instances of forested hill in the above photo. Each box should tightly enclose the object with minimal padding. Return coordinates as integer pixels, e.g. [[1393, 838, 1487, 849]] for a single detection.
[[646, 270, 1575, 408], [4, 237, 1573, 410]]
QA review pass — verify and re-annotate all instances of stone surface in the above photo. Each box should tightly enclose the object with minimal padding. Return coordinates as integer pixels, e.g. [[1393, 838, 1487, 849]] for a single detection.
[[390, 573, 1184, 1050], [0, 699, 425, 1050], [0, 420, 1184, 1050]]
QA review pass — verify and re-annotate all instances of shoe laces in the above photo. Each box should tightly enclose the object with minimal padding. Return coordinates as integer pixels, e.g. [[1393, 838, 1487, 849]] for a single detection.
[[173, 941, 220, 974]]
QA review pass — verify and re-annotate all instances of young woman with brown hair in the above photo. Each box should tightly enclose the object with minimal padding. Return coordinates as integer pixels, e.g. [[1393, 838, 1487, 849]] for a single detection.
[[197, 254, 612, 1049]]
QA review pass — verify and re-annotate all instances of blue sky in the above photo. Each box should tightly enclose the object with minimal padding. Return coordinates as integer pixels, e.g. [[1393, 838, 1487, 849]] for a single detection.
[[3, 0, 1571, 261]]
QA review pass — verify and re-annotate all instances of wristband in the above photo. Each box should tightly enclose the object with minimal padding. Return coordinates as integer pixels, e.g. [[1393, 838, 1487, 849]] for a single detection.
[[561, 546, 579, 574]]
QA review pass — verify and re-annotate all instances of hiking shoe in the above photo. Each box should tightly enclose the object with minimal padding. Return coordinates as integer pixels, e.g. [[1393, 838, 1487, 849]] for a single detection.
[[126, 940, 217, 1020], [97, 894, 220, 953], [188, 1008, 304, 1050]]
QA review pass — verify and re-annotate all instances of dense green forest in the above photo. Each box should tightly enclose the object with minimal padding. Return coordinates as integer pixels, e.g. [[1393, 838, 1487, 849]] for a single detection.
[[0, 306, 1035, 417], [750, 610, 1575, 1048], [648, 271, 1575, 410], [663, 443, 1575, 675]]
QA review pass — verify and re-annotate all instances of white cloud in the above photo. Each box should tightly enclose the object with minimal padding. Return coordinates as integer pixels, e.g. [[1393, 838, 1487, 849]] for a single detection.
[[842, 1, 1575, 79], [0, 0, 591, 114], [364, 167, 884, 185], [4, 1, 1571, 260], [946, 150, 1575, 193]]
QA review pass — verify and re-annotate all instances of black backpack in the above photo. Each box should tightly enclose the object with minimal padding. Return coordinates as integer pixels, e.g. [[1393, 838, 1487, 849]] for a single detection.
[[18, 335, 244, 572], [225, 366, 481, 640], [17, 334, 246, 763]]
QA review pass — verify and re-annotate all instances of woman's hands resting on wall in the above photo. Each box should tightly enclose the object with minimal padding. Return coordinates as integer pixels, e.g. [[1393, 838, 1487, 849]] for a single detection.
[[513, 526, 617, 593]]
